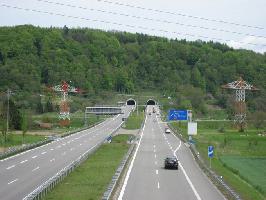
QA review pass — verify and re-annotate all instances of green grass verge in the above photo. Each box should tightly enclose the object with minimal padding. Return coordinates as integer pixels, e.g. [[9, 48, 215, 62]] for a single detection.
[[171, 121, 266, 200], [44, 134, 132, 200], [124, 110, 144, 130], [0, 134, 45, 147]]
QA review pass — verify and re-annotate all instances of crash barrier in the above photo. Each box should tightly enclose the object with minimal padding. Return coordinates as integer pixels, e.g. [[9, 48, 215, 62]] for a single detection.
[[0, 120, 104, 161], [23, 121, 124, 200], [0, 140, 52, 160], [168, 123, 242, 200]]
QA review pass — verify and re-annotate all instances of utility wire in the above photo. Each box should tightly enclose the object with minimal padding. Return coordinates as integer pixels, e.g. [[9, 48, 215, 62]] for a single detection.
[[96, 0, 264, 30], [1, 4, 266, 47], [35, 0, 266, 39]]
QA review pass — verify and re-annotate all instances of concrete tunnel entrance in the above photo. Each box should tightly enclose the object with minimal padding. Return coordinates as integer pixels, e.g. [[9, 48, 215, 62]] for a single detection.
[[126, 99, 136, 106], [146, 99, 156, 105]]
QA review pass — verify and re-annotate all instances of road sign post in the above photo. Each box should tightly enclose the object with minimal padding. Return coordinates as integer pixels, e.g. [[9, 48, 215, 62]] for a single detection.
[[208, 146, 214, 168]]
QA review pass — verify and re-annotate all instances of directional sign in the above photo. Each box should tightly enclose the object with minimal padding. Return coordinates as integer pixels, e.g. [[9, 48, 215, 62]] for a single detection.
[[208, 146, 214, 158], [168, 110, 188, 121]]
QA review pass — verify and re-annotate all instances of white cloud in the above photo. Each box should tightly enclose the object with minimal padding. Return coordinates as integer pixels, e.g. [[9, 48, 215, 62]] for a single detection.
[[227, 36, 266, 53]]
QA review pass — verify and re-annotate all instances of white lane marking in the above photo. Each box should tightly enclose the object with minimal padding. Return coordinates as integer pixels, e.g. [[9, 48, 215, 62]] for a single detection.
[[154, 154, 157, 158], [156, 170, 158, 175], [41, 152, 46, 155], [178, 162, 202, 200], [32, 155, 38, 159], [0, 114, 112, 163], [118, 115, 147, 200], [20, 159, 28, 164], [155, 161, 157, 165], [70, 148, 74, 151], [6, 165, 15, 170], [153, 148, 156, 153], [8, 179, 18, 185], [157, 181, 160, 189], [80, 143, 82, 146], [156, 113, 202, 200], [50, 158, 55, 162], [67, 141, 71, 144], [32, 166, 40, 172], [50, 148, 54, 151], [174, 141, 182, 154], [62, 143, 66, 146]]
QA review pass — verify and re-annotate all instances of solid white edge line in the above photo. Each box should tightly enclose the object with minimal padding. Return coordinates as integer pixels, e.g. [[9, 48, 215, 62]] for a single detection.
[[118, 115, 147, 200]]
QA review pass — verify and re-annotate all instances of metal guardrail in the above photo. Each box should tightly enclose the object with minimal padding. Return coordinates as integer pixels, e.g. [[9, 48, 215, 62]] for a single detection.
[[23, 121, 124, 200], [0, 120, 104, 161], [168, 123, 242, 200]]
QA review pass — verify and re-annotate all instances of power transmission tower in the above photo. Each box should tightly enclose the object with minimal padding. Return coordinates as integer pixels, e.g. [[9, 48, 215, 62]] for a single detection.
[[222, 77, 259, 131], [51, 81, 81, 126]]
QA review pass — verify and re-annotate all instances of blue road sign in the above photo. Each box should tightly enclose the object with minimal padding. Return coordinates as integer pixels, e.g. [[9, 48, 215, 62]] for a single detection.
[[168, 110, 188, 121], [106, 135, 112, 143], [208, 146, 214, 158]]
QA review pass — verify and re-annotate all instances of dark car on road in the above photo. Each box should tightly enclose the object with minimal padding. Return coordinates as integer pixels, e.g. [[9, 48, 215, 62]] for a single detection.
[[164, 157, 179, 169]]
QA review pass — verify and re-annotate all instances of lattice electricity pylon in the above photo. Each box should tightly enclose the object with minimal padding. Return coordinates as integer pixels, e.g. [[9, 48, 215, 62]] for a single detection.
[[222, 77, 259, 131], [52, 81, 81, 126]]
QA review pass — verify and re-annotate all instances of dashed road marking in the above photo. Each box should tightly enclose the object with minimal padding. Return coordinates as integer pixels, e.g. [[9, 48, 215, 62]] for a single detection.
[[32, 166, 40, 172], [6, 165, 15, 170], [156, 170, 158, 175], [50, 158, 55, 162], [157, 181, 160, 189], [8, 179, 18, 185], [155, 161, 158, 165], [20, 160, 28, 164], [41, 152, 46, 155], [154, 154, 157, 158], [70, 148, 75, 151], [32, 155, 38, 159], [50, 148, 54, 151]]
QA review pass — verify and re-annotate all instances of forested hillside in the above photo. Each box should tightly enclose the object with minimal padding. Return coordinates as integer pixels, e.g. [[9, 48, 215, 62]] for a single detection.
[[0, 25, 265, 114]]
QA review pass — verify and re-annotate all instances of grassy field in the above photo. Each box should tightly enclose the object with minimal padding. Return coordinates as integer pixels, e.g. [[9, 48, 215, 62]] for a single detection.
[[44, 134, 132, 200], [0, 134, 45, 148], [171, 121, 266, 200], [124, 109, 145, 130]]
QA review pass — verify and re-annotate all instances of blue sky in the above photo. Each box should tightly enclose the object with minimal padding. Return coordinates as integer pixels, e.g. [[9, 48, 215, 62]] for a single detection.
[[1, 0, 266, 53]]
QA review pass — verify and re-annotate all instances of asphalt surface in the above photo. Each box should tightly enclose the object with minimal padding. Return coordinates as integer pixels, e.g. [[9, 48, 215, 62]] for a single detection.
[[0, 105, 133, 200], [119, 105, 226, 200]]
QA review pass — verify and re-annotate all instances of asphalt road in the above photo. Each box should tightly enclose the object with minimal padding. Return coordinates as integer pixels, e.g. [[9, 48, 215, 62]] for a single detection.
[[0, 105, 133, 200], [118, 105, 226, 200]]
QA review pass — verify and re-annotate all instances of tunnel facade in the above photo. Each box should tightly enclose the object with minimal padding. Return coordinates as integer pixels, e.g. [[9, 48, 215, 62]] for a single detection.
[[146, 99, 156, 105], [126, 99, 136, 106]]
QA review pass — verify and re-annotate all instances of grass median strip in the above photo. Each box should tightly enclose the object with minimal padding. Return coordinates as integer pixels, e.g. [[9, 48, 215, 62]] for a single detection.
[[44, 134, 132, 200]]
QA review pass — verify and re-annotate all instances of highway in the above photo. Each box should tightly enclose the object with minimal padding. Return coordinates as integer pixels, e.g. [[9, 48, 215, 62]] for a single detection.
[[118, 105, 226, 200], [0, 105, 133, 200]]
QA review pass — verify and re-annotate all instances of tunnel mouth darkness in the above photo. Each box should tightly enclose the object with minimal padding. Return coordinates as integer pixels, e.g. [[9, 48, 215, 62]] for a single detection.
[[126, 99, 136, 105], [146, 99, 156, 105]]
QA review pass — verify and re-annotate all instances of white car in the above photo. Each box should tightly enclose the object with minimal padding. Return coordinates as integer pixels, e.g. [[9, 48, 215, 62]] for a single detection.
[[165, 128, 171, 134]]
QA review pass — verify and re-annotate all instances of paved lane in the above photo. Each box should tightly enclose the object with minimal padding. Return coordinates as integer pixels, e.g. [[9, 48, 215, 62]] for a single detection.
[[0, 106, 133, 200], [119, 105, 225, 200]]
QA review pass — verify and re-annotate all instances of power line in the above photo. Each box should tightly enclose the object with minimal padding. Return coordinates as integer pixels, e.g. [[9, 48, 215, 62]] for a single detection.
[[96, 0, 264, 30], [35, 0, 266, 39], [1, 4, 266, 47]]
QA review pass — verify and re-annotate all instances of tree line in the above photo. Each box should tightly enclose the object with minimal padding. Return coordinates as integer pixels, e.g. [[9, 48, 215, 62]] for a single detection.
[[0, 25, 265, 129]]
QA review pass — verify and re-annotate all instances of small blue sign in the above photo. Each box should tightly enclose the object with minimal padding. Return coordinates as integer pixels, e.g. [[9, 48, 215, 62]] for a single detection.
[[168, 110, 188, 121], [106, 135, 112, 142], [208, 146, 214, 158]]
